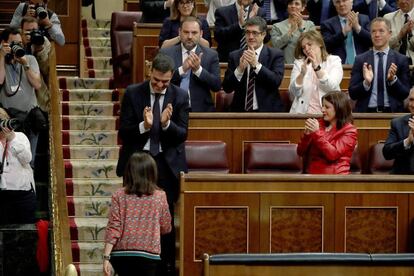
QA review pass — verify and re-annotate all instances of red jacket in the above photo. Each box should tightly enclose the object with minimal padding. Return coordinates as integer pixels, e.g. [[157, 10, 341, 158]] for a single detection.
[[297, 122, 357, 174]]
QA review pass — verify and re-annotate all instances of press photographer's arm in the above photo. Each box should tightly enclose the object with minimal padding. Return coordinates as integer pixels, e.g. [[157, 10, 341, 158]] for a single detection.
[[0, 42, 7, 86], [16, 54, 41, 90]]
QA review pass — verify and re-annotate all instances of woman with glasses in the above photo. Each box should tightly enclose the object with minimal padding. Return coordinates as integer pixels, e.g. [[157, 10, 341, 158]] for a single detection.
[[270, 0, 315, 64], [288, 30, 343, 114], [159, 0, 211, 48]]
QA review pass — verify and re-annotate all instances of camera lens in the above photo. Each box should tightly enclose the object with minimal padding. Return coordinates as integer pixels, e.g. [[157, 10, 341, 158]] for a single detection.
[[0, 118, 20, 131], [36, 6, 48, 19], [10, 42, 25, 58], [30, 30, 45, 46]]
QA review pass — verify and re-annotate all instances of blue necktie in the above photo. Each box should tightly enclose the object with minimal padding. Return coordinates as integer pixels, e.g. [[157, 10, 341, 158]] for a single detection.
[[321, 0, 330, 22], [180, 51, 191, 92], [344, 19, 356, 64], [149, 93, 161, 156], [377, 52, 385, 108], [399, 14, 410, 55]]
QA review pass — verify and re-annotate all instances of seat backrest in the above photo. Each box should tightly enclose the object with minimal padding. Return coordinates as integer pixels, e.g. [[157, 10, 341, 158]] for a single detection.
[[368, 143, 393, 174], [349, 145, 362, 174], [215, 90, 234, 112], [185, 141, 229, 173], [244, 143, 302, 174], [110, 11, 142, 88]]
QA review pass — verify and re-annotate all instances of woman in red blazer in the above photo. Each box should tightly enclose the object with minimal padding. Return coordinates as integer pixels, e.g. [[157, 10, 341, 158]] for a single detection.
[[297, 91, 357, 174]]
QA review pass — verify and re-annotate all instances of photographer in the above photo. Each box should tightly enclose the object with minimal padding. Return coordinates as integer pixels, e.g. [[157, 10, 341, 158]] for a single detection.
[[10, 0, 65, 46], [0, 107, 36, 224], [0, 27, 43, 168], [21, 16, 51, 112]]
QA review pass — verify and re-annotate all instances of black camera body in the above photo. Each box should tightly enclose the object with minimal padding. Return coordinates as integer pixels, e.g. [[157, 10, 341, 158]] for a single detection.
[[30, 29, 45, 46], [29, 4, 48, 19], [5, 41, 25, 64]]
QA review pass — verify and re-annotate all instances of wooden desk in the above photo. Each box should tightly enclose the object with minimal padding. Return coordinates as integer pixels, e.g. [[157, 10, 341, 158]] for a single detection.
[[188, 113, 395, 173], [179, 173, 414, 276]]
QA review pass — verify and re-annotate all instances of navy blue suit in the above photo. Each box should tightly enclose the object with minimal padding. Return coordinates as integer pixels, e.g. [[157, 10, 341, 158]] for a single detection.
[[306, 0, 337, 26], [353, 0, 396, 20], [383, 114, 414, 174], [348, 49, 410, 112], [321, 14, 372, 64], [214, 3, 267, 62], [160, 45, 221, 112], [159, 17, 211, 47], [222, 45, 285, 112]]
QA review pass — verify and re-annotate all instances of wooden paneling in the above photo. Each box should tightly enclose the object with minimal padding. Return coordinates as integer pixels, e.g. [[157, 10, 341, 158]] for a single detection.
[[180, 174, 414, 276]]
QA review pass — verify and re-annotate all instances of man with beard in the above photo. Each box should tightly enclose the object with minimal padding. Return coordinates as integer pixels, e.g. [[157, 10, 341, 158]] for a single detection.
[[160, 16, 221, 112]]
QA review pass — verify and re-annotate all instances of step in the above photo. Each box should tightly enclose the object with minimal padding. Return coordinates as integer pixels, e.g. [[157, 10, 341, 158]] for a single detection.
[[84, 46, 112, 58], [65, 178, 123, 196], [67, 196, 111, 217], [74, 263, 103, 276], [61, 115, 118, 131], [69, 217, 108, 241], [85, 57, 112, 70], [64, 159, 119, 179], [63, 144, 120, 160], [86, 69, 113, 78], [61, 102, 119, 116], [81, 19, 111, 29], [83, 37, 111, 48], [82, 28, 110, 39], [62, 131, 118, 146], [59, 77, 113, 90], [72, 241, 104, 263], [60, 89, 119, 102]]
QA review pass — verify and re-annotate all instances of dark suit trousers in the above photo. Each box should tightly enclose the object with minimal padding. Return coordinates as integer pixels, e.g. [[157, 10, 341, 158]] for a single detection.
[[153, 153, 178, 276]]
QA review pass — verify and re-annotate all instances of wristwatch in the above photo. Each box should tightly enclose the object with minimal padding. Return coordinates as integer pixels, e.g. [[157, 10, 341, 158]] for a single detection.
[[23, 64, 30, 71], [102, 254, 110, 260], [313, 65, 321, 72]]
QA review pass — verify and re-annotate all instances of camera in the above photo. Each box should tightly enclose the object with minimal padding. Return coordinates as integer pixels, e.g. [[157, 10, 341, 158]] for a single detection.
[[0, 118, 20, 131], [30, 29, 45, 46], [5, 41, 25, 64], [29, 4, 48, 19]]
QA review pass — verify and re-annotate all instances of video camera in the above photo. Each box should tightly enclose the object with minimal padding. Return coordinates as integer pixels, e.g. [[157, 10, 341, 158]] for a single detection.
[[29, 3, 48, 20], [5, 41, 25, 64]]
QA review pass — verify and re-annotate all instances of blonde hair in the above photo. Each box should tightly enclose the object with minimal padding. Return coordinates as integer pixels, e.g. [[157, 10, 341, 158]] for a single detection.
[[294, 30, 329, 61]]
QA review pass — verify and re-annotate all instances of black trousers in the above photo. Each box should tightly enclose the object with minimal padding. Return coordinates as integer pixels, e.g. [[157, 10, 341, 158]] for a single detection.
[[110, 256, 159, 276], [153, 153, 179, 276], [0, 189, 36, 224]]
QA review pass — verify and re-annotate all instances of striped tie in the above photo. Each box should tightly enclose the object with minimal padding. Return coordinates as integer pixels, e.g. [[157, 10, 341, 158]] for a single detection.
[[263, 0, 271, 22], [245, 68, 256, 111], [240, 7, 249, 49]]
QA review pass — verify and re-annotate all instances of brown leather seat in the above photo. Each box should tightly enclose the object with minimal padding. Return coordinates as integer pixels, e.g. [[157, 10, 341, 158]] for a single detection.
[[368, 143, 393, 174], [215, 90, 234, 112], [110, 11, 142, 88], [349, 145, 362, 174], [244, 143, 302, 174], [185, 141, 229, 173]]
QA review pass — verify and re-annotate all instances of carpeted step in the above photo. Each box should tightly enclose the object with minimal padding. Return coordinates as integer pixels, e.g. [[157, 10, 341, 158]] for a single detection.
[[60, 89, 119, 102], [63, 145, 120, 160], [67, 196, 111, 217], [74, 263, 103, 276], [61, 102, 119, 116], [83, 37, 111, 48], [61, 115, 118, 131], [69, 217, 108, 241], [72, 241, 104, 263], [87, 69, 113, 78], [82, 28, 110, 39], [65, 178, 122, 197], [81, 18, 111, 29], [59, 77, 113, 90], [85, 57, 112, 71], [62, 131, 119, 146], [84, 46, 111, 58], [64, 159, 119, 179]]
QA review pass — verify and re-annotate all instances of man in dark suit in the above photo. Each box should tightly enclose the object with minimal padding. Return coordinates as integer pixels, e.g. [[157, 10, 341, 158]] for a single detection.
[[321, 0, 372, 64], [353, 0, 396, 20], [222, 16, 284, 112], [116, 53, 190, 276], [159, 16, 221, 112], [307, 0, 337, 26], [214, 0, 267, 62], [260, 0, 289, 24], [140, 0, 172, 23], [383, 88, 414, 174], [349, 17, 410, 113]]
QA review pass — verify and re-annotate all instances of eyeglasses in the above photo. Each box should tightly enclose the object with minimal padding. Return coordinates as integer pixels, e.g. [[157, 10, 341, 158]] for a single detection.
[[244, 30, 264, 37], [179, 1, 194, 6]]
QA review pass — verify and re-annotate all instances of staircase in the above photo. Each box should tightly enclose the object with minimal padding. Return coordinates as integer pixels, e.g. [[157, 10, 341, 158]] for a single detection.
[[58, 18, 122, 276]]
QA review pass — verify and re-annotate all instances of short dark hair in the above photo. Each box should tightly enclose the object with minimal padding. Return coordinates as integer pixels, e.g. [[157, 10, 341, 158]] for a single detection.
[[244, 16, 267, 33], [287, 0, 307, 7], [151, 53, 175, 73], [1, 27, 21, 42], [370, 17, 391, 32], [321, 91, 353, 130], [180, 16, 202, 30], [21, 16, 38, 30], [123, 152, 159, 197]]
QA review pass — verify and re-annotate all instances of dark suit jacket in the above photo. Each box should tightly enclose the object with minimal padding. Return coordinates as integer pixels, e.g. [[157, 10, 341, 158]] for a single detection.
[[159, 17, 211, 47], [222, 45, 284, 112], [116, 81, 190, 177], [383, 114, 414, 174], [268, 0, 288, 24], [306, 0, 337, 26], [353, 0, 396, 20], [214, 3, 267, 62], [160, 45, 221, 112], [321, 14, 372, 64], [348, 49, 410, 112], [140, 0, 170, 23]]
